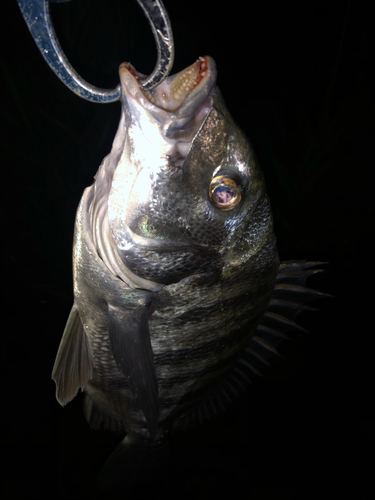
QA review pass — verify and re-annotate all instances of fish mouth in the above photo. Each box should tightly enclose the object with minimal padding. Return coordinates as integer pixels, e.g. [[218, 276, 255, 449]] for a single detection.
[[119, 56, 217, 136], [142, 56, 214, 112]]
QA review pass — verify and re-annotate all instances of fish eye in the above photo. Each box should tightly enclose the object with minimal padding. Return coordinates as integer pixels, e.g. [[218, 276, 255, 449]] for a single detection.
[[209, 174, 242, 211]]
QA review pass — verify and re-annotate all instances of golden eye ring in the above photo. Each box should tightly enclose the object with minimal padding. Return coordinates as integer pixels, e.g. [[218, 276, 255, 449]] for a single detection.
[[209, 175, 242, 211]]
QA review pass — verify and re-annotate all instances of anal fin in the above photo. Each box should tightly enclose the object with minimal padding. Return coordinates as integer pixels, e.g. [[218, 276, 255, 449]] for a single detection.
[[52, 305, 93, 406], [83, 392, 126, 433]]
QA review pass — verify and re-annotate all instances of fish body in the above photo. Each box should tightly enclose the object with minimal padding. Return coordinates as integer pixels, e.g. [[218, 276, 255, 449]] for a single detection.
[[52, 56, 323, 465]]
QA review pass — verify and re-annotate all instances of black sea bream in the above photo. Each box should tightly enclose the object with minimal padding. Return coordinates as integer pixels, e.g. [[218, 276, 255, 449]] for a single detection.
[[52, 56, 324, 467]]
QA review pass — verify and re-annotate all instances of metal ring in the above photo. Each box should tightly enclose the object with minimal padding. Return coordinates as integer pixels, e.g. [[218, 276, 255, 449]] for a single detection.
[[16, 0, 174, 102]]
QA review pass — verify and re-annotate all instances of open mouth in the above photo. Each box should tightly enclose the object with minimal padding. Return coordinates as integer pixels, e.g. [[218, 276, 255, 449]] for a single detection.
[[119, 56, 217, 119], [145, 57, 211, 111]]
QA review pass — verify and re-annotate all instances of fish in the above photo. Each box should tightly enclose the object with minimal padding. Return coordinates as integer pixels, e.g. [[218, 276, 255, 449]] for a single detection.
[[52, 55, 326, 485]]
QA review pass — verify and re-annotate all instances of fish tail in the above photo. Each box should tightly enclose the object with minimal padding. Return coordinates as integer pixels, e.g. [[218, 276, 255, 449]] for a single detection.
[[97, 435, 171, 492]]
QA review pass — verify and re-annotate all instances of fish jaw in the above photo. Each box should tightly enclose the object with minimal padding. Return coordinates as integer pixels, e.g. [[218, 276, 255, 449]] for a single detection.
[[119, 56, 217, 136], [107, 57, 220, 286]]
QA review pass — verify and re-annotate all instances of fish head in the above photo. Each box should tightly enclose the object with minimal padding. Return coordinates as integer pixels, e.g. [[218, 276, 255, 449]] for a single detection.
[[106, 56, 275, 289]]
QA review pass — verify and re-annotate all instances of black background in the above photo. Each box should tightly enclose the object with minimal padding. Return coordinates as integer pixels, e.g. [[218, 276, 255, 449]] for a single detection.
[[2, 0, 373, 498]]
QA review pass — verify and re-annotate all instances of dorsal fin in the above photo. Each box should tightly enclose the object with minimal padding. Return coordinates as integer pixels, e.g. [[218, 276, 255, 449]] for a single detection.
[[172, 261, 330, 432]]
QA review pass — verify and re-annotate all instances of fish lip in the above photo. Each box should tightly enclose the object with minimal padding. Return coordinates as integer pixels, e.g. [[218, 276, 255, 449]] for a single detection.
[[119, 56, 217, 130]]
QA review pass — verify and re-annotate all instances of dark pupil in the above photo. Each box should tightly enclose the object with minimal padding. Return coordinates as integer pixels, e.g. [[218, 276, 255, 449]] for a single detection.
[[215, 185, 234, 204]]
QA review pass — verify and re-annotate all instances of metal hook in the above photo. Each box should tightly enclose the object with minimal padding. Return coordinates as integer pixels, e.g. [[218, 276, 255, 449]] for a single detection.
[[16, 0, 174, 102]]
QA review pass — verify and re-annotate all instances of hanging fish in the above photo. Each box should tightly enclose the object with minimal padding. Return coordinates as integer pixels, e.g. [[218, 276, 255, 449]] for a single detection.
[[17, 0, 328, 487]]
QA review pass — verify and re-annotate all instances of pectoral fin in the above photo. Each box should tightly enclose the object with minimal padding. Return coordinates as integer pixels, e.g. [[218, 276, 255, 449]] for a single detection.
[[108, 302, 159, 440], [52, 305, 93, 406]]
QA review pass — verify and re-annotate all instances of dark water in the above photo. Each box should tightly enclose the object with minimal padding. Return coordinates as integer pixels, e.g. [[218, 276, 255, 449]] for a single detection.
[[2, 1, 373, 497]]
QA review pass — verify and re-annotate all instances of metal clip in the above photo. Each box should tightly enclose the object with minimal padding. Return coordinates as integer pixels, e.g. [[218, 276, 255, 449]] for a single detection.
[[16, 0, 174, 102]]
